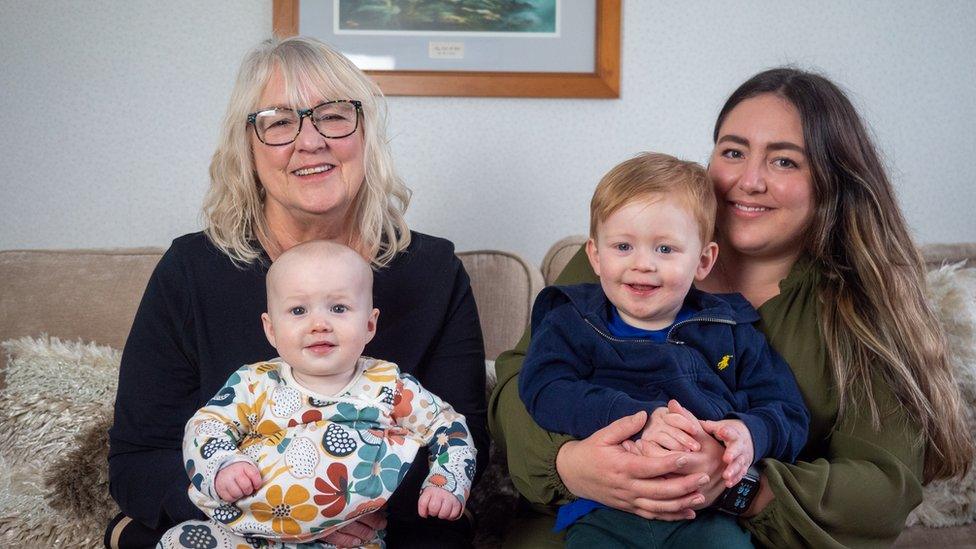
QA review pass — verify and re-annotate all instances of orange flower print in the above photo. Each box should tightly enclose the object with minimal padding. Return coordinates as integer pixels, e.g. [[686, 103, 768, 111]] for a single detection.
[[392, 381, 414, 420], [250, 484, 317, 536]]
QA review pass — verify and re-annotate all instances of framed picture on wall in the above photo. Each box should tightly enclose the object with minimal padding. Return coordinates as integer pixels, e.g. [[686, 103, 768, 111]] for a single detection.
[[273, 0, 620, 98]]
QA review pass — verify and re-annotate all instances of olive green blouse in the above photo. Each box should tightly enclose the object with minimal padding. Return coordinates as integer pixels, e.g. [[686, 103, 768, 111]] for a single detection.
[[488, 247, 923, 548]]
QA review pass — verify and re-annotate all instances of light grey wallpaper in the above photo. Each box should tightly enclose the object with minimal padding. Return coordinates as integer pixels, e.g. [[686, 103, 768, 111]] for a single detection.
[[2, 1, 974, 266]]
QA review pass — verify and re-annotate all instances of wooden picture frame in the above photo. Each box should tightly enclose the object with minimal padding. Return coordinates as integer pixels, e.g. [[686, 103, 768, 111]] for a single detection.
[[272, 0, 620, 98]]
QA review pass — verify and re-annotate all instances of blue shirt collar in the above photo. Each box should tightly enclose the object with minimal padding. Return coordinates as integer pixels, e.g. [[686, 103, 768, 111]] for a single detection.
[[606, 305, 695, 342]]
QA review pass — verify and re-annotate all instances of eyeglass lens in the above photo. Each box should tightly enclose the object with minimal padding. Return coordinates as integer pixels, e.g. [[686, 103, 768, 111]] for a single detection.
[[254, 102, 358, 145]]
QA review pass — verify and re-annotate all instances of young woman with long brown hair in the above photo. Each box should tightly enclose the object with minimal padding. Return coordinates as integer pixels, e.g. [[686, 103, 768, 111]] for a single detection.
[[489, 68, 972, 547]]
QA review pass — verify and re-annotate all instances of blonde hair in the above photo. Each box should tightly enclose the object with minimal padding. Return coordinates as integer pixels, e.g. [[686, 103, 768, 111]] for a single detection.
[[590, 152, 716, 245], [715, 68, 973, 481], [203, 36, 411, 268]]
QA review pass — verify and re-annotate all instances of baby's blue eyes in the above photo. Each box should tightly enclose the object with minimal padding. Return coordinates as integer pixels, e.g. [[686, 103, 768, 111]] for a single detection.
[[613, 243, 632, 252], [656, 245, 673, 254], [287, 304, 349, 315]]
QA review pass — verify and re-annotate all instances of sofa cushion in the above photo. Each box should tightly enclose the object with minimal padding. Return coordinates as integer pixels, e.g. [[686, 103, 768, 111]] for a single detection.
[[921, 243, 976, 270], [0, 249, 164, 373], [541, 235, 587, 285], [459, 250, 542, 360]]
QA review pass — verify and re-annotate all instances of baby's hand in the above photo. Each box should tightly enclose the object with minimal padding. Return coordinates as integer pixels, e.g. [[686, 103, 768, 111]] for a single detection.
[[640, 406, 701, 452], [417, 486, 463, 521], [214, 461, 263, 502], [701, 419, 754, 487]]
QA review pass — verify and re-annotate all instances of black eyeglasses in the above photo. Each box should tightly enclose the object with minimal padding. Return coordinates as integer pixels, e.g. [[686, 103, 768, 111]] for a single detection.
[[247, 100, 363, 146]]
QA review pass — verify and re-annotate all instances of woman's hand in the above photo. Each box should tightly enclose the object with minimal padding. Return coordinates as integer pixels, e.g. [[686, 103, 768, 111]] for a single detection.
[[556, 410, 711, 521], [319, 510, 387, 547]]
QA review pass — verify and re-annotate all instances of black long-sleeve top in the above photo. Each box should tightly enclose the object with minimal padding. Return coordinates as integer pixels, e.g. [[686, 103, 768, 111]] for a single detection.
[[108, 231, 488, 533]]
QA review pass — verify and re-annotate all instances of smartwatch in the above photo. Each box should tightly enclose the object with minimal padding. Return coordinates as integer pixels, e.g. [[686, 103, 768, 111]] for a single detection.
[[714, 465, 760, 516]]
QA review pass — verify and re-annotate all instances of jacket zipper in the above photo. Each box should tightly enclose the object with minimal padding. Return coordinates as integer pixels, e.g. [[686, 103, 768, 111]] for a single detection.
[[666, 317, 736, 344]]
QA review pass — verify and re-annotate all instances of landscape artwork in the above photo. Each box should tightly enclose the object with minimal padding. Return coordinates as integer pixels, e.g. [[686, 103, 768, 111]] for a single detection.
[[336, 0, 558, 34]]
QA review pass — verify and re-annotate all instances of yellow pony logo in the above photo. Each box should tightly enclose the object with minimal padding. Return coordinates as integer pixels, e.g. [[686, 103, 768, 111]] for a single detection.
[[717, 355, 732, 371]]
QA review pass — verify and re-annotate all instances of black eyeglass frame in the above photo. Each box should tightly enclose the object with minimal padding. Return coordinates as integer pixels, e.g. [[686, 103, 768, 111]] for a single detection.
[[246, 100, 363, 146]]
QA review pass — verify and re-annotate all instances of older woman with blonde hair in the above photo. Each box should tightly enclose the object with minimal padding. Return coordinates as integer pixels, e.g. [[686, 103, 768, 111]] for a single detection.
[[107, 36, 487, 548]]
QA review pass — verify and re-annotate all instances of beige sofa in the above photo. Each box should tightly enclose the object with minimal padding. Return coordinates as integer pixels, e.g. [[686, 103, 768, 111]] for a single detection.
[[1, 238, 974, 547]]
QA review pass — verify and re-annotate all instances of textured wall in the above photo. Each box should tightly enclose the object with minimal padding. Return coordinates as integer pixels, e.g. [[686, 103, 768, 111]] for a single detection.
[[2, 1, 974, 265]]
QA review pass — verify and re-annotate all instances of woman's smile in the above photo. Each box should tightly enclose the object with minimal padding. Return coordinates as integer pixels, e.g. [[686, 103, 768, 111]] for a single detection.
[[292, 163, 336, 177], [729, 201, 772, 216]]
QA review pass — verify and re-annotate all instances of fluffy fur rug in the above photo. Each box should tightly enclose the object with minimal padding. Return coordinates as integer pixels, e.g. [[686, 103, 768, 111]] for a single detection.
[[0, 335, 120, 547], [906, 264, 976, 526], [0, 264, 972, 547]]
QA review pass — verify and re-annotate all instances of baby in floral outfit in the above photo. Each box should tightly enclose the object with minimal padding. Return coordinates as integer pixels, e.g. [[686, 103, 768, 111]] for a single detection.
[[159, 241, 476, 549]]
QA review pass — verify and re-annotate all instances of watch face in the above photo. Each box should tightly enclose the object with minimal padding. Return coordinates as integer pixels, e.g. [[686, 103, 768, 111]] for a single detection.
[[733, 482, 754, 511], [718, 472, 759, 515]]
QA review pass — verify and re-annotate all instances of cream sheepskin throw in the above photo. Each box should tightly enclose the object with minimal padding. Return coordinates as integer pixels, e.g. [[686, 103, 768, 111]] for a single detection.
[[0, 336, 120, 547], [0, 265, 972, 546], [906, 264, 976, 527]]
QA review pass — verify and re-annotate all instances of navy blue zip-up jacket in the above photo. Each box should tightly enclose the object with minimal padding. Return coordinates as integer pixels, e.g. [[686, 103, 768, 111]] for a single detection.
[[519, 283, 809, 463]]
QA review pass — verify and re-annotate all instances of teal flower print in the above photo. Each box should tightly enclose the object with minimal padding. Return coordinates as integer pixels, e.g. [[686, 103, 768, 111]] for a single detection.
[[351, 442, 405, 498]]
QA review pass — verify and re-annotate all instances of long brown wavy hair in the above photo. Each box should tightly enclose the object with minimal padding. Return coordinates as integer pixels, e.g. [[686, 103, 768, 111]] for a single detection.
[[713, 68, 972, 482]]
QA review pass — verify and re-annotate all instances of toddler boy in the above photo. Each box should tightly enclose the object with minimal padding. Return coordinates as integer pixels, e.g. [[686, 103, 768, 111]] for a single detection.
[[519, 152, 808, 547]]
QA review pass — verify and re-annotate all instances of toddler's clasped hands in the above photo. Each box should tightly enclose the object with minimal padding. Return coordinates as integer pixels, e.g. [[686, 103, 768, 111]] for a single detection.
[[701, 417, 754, 487], [636, 400, 754, 487]]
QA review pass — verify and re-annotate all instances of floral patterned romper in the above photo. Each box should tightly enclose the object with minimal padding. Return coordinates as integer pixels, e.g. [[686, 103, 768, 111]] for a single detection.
[[158, 357, 476, 549]]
